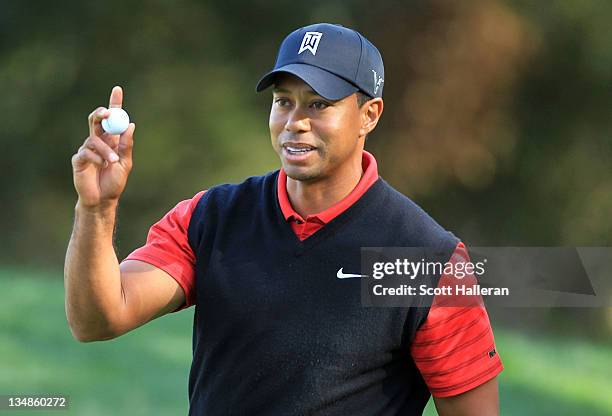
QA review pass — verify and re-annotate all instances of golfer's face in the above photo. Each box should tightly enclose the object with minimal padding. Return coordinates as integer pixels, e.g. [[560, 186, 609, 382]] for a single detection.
[[269, 73, 363, 182]]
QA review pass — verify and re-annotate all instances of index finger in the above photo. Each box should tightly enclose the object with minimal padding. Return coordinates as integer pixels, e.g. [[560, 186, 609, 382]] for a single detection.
[[88, 107, 109, 138], [109, 86, 123, 109]]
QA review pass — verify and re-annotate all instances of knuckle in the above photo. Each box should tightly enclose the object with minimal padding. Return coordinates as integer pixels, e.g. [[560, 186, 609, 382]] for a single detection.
[[77, 149, 89, 160], [118, 147, 131, 158], [88, 107, 106, 122], [89, 137, 114, 160], [83, 149, 103, 165], [79, 137, 91, 150], [101, 134, 117, 147], [72, 151, 88, 166], [88, 135, 103, 148], [119, 141, 132, 151], [103, 144, 114, 156]]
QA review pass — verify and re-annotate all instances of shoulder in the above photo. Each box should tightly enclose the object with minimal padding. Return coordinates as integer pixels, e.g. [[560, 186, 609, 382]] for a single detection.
[[191, 170, 279, 213], [189, 170, 279, 226], [377, 178, 458, 248], [200, 171, 279, 204]]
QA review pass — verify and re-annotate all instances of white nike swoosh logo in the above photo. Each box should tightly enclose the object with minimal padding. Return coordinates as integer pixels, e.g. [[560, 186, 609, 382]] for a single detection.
[[336, 267, 369, 279]]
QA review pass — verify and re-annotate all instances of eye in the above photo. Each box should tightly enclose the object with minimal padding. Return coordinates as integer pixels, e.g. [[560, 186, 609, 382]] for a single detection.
[[311, 100, 329, 110], [274, 98, 291, 107]]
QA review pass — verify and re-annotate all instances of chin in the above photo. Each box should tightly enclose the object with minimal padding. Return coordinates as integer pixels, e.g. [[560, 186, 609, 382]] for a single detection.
[[283, 165, 323, 182]]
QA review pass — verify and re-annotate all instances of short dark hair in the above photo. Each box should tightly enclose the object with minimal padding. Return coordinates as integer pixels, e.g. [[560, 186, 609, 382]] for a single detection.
[[356, 91, 372, 108]]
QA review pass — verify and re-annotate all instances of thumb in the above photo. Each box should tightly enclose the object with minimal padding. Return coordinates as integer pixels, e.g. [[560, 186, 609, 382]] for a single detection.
[[118, 123, 135, 161]]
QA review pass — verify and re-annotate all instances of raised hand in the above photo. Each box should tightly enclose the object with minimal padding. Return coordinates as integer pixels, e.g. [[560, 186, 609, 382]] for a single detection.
[[71, 86, 136, 209]]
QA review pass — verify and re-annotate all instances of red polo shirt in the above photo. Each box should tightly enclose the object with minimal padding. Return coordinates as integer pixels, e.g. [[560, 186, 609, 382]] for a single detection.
[[124, 150, 503, 397]]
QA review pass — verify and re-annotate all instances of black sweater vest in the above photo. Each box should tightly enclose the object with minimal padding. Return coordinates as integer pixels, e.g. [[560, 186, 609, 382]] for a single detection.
[[186, 171, 458, 415]]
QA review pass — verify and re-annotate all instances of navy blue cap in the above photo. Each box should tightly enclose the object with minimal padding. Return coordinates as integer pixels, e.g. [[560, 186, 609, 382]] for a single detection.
[[256, 23, 384, 100]]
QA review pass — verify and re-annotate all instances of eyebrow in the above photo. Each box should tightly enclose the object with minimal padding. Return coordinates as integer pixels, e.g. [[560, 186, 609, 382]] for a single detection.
[[272, 87, 319, 96]]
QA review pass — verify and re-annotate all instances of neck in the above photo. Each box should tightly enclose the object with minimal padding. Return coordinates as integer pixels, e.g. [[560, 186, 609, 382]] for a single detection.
[[286, 153, 364, 218]]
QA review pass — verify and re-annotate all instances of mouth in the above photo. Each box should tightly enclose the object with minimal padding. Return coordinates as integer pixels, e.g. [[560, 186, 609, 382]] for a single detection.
[[281, 142, 318, 161]]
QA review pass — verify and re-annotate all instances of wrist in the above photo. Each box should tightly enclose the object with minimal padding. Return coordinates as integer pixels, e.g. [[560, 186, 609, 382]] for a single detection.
[[75, 199, 119, 216]]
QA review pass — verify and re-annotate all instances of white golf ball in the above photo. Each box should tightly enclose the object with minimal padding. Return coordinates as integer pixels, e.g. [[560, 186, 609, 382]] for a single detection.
[[102, 108, 130, 135]]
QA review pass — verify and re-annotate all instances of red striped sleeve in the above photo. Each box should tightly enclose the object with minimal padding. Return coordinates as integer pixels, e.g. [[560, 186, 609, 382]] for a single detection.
[[411, 242, 503, 397], [121, 190, 206, 310]]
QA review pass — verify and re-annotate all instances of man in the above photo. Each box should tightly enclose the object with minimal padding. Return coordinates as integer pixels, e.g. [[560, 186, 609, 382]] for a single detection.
[[65, 23, 502, 415]]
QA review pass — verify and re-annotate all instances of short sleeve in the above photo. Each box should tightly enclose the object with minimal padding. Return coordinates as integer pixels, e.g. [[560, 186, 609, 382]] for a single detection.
[[121, 190, 206, 310], [411, 242, 504, 397]]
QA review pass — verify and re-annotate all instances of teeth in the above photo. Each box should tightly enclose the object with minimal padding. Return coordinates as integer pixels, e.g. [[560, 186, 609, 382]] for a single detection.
[[286, 146, 313, 153]]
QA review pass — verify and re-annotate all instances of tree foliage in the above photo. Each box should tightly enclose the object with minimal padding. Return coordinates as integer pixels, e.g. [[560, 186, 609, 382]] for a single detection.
[[0, 0, 610, 266]]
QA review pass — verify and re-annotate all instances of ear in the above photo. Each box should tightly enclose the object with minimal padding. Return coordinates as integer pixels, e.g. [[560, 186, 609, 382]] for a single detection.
[[359, 98, 384, 138]]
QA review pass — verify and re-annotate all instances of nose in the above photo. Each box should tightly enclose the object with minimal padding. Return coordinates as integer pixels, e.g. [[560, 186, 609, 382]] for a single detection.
[[285, 105, 311, 134]]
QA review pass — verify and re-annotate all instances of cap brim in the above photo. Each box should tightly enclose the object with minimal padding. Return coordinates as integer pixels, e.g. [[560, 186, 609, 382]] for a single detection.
[[255, 64, 358, 101]]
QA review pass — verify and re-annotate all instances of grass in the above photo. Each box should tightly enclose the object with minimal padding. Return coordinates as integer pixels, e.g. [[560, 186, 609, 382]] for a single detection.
[[0, 268, 192, 416], [1, 268, 611, 415]]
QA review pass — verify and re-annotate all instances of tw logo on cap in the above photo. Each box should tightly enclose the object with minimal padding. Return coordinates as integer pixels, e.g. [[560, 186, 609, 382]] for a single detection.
[[298, 31, 323, 56], [372, 70, 384, 95]]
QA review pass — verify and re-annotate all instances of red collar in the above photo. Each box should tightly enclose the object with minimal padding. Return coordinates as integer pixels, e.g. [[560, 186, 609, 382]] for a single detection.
[[277, 150, 379, 225]]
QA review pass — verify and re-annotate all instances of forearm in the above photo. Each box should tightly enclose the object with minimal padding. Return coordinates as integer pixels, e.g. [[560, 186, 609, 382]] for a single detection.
[[64, 201, 123, 341], [433, 377, 500, 416]]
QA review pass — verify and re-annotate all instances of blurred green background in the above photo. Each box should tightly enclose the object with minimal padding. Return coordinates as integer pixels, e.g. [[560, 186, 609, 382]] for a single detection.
[[1, 0, 611, 414]]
